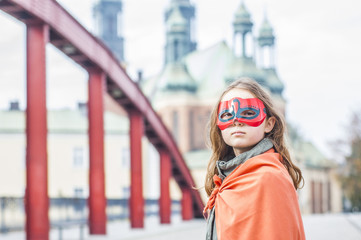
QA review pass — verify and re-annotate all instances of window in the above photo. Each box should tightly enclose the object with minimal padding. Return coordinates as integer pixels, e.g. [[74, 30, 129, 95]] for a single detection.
[[173, 110, 178, 143], [73, 147, 84, 168], [117, 12, 123, 37], [122, 186, 130, 198], [174, 40, 179, 61], [22, 147, 26, 169], [189, 110, 194, 150], [106, 16, 115, 36], [74, 187, 84, 198], [121, 148, 130, 168]]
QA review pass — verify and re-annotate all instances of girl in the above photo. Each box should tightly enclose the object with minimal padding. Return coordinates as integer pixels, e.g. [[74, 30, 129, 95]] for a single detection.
[[204, 78, 305, 240]]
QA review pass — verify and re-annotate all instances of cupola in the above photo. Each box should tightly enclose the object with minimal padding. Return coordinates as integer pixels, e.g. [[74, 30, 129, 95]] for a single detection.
[[258, 17, 275, 47], [233, 2, 253, 35]]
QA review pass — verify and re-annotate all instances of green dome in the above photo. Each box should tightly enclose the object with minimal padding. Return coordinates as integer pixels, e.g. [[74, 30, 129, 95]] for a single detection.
[[233, 2, 253, 34], [166, 7, 187, 33], [263, 68, 284, 95], [170, 0, 192, 7], [225, 56, 266, 85], [158, 62, 197, 93], [258, 18, 275, 47]]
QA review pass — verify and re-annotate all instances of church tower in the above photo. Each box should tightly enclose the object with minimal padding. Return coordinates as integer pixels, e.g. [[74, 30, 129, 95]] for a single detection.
[[257, 15, 284, 94], [93, 0, 124, 62], [233, 1, 253, 58], [225, 1, 266, 85], [149, 3, 200, 153], [257, 14, 285, 113], [258, 15, 275, 69], [164, 0, 196, 65], [165, 7, 189, 64]]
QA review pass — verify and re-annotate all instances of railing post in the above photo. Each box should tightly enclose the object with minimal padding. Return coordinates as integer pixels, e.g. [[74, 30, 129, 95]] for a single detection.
[[25, 23, 49, 240], [129, 109, 144, 228], [181, 188, 193, 220], [159, 150, 171, 224], [88, 70, 106, 234]]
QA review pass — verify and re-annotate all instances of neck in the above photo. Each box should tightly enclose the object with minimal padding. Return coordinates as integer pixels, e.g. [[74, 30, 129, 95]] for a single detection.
[[233, 146, 253, 156]]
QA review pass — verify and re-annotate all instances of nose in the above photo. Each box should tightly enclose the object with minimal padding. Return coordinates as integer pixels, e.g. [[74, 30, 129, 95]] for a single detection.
[[233, 119, 244, 126]]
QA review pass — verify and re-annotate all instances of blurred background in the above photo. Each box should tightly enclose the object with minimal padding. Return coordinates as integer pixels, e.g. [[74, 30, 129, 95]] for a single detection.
[[0, 0, 361, 239]]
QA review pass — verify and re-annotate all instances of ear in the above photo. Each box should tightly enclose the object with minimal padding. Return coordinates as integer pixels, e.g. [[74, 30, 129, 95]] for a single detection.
[[264, 116, 276, 133]]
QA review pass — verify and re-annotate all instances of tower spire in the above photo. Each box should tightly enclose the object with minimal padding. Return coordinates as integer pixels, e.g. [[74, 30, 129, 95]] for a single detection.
[[165, 7, 188, 64], [257, 12, 284, 96], [164, 0, 196, 65], [233, 1, 253, 58], [257, 12, 275, 68], [93, 0, 124, 62]]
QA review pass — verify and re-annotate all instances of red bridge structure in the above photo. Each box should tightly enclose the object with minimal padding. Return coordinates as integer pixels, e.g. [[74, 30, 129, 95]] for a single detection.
[[0, 0, 204, 239]]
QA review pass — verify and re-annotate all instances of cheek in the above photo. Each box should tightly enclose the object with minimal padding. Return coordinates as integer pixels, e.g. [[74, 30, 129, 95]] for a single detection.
[[242, 124, 263, 136], [250, 127, 266, 139], [220, 130, 227, 139], [221, 129, 231, 143]]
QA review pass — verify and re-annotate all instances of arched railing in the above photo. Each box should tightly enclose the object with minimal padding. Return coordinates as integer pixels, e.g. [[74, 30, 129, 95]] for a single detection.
[[0, 0, 204, 239]]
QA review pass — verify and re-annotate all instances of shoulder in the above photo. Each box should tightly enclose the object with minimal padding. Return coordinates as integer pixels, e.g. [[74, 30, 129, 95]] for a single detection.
[[243, 152, 294, 186], [223, 151, 294, 191], [242, 151, 285, 173]]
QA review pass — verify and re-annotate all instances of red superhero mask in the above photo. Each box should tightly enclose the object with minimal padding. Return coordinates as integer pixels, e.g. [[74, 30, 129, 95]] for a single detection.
[[217, 97, 267, 130]]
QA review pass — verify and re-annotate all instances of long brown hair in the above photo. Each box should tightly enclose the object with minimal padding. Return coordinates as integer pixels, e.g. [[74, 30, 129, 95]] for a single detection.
[[205, 77, 303, 196]]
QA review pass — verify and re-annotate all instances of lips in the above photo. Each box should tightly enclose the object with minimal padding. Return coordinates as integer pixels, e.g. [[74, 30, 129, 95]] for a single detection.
[[231, 131, 245, 135]]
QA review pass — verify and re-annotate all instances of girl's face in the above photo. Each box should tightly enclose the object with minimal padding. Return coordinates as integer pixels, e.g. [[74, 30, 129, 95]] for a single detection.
[[220, 88, 275, 156]]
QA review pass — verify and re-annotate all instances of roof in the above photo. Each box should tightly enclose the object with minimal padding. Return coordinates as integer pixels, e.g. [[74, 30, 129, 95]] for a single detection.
[[233, 2, 253, 34], [297, 141, 335, 169], [263, 68, 284, 94], [158, 62, 197, 92], [234, 2, 252, 25], [184, 41, 233, 100], [258, 17, 275, 46], [169, 0, 193, 8], [225, 56, 267, 85], [166, 7, 187, 33], [142, 40, 284, 102]]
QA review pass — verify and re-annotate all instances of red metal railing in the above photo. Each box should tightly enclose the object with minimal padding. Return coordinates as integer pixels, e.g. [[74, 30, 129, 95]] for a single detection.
[[0, 0, 204, 239]]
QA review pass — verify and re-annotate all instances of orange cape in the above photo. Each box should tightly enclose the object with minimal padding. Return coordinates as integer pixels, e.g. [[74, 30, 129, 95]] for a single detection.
[[205, 149, 305, 240]]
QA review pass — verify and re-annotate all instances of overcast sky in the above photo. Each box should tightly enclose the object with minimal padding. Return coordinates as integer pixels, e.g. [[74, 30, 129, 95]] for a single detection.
[[1, 0, 361, 159]]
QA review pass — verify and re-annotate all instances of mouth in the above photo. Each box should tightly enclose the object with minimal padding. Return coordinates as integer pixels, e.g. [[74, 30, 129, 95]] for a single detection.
[[231, 131, 245, 136]]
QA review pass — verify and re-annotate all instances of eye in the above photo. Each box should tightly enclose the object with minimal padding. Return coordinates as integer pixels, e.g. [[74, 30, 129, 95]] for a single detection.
[[220, 112, 233, 120], [240, 110, 256, 117]]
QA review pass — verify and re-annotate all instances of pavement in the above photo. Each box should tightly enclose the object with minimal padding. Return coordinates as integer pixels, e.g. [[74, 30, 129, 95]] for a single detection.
[[1, 213, 361, 239], [303, 213, 361, 240], [1, 215, 206, 240]]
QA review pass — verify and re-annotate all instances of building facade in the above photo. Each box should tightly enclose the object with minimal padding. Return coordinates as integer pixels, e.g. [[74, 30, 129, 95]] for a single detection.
[[0, 104, 132, 199], [141, 0, 342, 213], [0, 0, 343, 215]]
